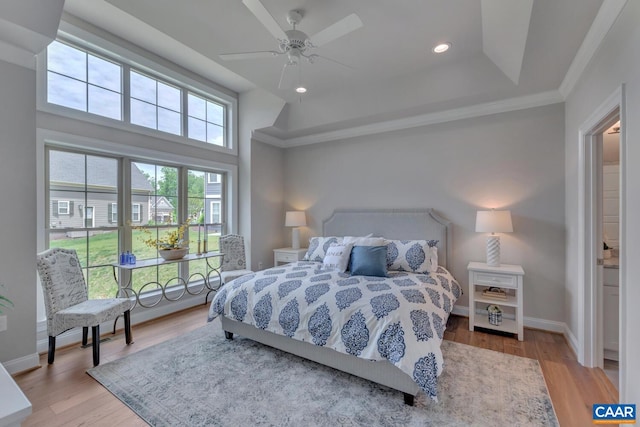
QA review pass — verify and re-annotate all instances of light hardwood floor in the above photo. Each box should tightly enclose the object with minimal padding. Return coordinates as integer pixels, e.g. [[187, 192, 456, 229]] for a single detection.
[[13, 306, 618, 427]]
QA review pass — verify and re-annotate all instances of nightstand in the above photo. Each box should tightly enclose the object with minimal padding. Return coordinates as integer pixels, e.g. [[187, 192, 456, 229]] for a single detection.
[[273, 247, 307, 266], [467, 261, 525, 341]]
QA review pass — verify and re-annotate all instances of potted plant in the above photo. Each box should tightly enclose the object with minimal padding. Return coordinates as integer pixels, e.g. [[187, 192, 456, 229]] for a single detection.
[[134, 221, 191, 260]]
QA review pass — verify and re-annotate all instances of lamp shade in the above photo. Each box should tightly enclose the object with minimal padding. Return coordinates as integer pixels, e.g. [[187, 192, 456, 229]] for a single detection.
[[475, 210, 513, 233], [285, 211, 306, 227]]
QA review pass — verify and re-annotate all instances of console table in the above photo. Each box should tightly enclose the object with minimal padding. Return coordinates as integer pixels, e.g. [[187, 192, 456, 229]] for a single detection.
[[111, 251, 224, 311], [0, 362, 31, 427]]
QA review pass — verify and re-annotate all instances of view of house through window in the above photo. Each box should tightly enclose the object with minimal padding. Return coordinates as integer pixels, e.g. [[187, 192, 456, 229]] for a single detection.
[[47, 149, 226, 299]]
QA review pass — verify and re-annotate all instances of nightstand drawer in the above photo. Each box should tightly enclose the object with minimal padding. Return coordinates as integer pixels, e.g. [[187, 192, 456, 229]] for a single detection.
[[278, 252, 299, 262], [474, 272, 516, 288]]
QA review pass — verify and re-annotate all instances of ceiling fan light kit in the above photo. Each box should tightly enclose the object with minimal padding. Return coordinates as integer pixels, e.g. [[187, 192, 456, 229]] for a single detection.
[[220, 0, 363, 93]]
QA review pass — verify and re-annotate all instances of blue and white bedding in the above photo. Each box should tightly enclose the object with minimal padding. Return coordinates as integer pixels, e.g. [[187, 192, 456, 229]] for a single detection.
[[208, 261, 462, 401]]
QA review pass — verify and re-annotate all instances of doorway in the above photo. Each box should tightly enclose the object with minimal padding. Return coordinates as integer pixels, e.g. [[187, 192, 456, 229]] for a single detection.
[[578, 85, 627, 396], [600, 121, 620, 390]]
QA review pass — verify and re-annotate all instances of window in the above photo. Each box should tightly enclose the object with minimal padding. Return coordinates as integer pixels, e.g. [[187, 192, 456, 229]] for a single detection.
[[57, 200, 70, 215], [187, 93, 225, 146], [109, 203, 118, 223], [132, 203, 141, 222], [47, 41, 122, 120], [43, 38, 235, 151], [210, 201, 221, 224], [47, 149, 119, 299], [207, 173, 220, 184], [130, 71, 181, 135]]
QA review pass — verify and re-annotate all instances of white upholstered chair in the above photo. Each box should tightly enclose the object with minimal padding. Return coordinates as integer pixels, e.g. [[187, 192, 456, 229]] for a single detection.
[[36, 248, 132, 366], [219, 234, 253, 285]]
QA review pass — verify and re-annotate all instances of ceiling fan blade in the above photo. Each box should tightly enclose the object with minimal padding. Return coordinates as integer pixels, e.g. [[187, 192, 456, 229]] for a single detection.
[[278, 63, 297, 89], [219, 51, 281, 61], [307, 54, 355, 70], [242, 0, 287, 41], [310, 13, 363, 47]]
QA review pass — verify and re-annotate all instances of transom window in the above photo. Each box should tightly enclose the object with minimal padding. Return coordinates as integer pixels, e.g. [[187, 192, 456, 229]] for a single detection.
[[130, 71, 181, 135], [188, 93, 225, 146], [43, 39, 232, 150], [47, 41, 122, 120]]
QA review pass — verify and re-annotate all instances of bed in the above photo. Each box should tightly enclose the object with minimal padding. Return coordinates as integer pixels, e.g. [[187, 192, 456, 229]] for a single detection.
[[207, 209, 460, 405]]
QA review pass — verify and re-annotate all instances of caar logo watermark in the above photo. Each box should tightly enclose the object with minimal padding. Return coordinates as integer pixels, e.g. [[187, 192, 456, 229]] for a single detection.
[[593, 404, 636, 424]]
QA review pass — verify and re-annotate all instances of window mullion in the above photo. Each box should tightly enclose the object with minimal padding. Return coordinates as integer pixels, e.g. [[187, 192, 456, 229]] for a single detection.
[[123, 64, 131, 124]]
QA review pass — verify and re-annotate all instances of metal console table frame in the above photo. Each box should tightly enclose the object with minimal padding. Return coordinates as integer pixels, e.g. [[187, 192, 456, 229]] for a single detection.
[[111, 252, 224, 317]]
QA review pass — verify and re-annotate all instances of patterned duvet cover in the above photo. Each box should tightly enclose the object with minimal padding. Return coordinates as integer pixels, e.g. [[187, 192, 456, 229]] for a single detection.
[[208, 261, 461, 400]]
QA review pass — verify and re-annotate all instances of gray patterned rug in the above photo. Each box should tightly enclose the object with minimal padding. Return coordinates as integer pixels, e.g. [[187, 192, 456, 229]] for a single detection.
[[88, 322, 558, 426]]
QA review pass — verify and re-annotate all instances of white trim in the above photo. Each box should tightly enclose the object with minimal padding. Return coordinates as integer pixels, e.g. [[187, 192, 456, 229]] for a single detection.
[[564, 323, 580, 360], [256, 90, 563, 148], [2, 353, 40, 375], [251, 130, 287, 148], [559, 0, 628, 98], [131, 203, 141, 222], [57, 200, 70, 215], [0, 40, 36, 70], [576, 85, 626, 397]]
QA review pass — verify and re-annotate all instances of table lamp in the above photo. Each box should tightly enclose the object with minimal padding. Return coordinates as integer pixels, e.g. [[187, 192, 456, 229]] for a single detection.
[[285, 211, 306, 249], [475, 209, 513, 267]]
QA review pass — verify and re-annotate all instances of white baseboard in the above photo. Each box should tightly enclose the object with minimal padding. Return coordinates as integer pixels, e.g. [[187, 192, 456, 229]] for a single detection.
[[452, 305, 567, 334], [2, 353, 40, 375], [603, 349, 619, 362], [563, 323, 580, 359]]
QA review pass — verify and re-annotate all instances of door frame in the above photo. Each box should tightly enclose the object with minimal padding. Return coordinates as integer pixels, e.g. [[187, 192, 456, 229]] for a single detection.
[[577, 85, 626, 392]]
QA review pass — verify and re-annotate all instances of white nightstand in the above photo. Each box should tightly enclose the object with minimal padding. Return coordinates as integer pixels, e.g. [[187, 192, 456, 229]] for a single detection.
[[467, 261, 525, 341], [273, 247, 307, 266]]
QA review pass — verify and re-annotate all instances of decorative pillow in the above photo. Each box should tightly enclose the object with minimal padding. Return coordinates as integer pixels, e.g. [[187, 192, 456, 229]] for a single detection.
[[304, 236, 343, 262], [322, 243, 354, 273], [350, 246, 388, 277], [342, 235, 386, 246], [386, 239, 439, 274]]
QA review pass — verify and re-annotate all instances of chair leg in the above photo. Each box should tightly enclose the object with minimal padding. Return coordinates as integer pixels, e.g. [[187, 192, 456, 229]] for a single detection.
[[92, 325, 100, 366], [82, 327, 88, 346], [124, 310, 132, 345], [48, 336, 56, 364]]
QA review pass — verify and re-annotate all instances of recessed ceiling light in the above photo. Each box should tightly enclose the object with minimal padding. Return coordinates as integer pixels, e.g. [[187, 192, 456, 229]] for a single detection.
[[433, 43, 451, 54], [296, 86, 307, 94]]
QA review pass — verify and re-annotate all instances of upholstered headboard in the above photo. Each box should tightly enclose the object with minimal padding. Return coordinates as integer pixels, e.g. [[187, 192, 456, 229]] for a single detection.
[[322, 209, 452, 269]]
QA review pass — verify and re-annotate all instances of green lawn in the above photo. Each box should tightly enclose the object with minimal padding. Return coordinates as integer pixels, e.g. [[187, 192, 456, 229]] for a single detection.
[[52, 229, 220, 299]]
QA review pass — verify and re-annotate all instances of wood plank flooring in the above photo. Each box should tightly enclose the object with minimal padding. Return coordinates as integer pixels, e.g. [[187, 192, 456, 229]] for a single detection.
[[13, 306, 617, 426]]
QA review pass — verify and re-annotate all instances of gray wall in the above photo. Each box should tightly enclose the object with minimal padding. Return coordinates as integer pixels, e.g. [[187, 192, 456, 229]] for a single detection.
[[284, 103, 566, 323], [0, 59, 37, 363], [564, 0, 640, 402], [250, 140, 285, 269]]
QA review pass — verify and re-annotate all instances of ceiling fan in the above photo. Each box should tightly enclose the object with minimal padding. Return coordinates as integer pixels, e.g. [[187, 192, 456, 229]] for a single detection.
[[220, 0, 363, 91]]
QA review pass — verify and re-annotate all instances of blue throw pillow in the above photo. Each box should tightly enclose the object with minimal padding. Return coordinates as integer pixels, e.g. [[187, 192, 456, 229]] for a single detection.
[[350, 246, 388, 277]]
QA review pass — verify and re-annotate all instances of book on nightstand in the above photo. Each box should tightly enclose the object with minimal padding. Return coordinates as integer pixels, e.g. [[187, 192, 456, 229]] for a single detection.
[[482, 287, 508, 300]]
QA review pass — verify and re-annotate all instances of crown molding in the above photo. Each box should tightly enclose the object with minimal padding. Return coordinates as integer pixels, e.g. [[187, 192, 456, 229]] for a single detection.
[[0, 39, 36, 69], [252, 130, 286, 148], [279, 90, 563, 147], [559, 0, 627, 99]]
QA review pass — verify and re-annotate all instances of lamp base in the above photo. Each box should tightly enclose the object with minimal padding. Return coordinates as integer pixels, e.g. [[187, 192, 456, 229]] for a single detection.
[[291, 228, 301, 249], [486, 235, 501, 267]]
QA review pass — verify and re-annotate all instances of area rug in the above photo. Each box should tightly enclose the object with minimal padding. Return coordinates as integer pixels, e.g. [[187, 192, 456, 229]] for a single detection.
[[88, 322, 558, 426]]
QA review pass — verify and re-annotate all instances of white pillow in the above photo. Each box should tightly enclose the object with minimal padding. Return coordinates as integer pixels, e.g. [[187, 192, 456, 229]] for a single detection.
[[343, 235, 386, 246], [304, 236, 343, 262], [322, 243, 354, 273], [386, 239, 439, 274]]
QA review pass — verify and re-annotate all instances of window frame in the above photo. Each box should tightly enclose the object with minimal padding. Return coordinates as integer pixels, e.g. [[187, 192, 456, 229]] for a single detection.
[[36, 24, 238, 156], [57, 200, 70, 215], [131, 203, 141, 222]]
